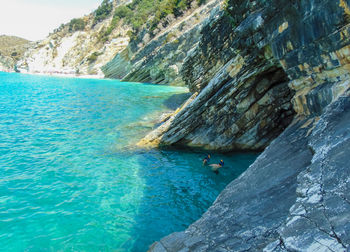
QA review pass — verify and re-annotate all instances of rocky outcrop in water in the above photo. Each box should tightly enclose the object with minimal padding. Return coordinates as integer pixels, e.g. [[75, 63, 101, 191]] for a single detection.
[[147, 0, 350, 250]]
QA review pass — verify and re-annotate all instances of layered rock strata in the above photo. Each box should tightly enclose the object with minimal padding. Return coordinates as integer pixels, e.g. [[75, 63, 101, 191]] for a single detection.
[[149, 95, 350, 252], [147, 0, 350, 250], [16, 0, 130, 77], [138, 10, 296, 150], [102, 0, 221, 85], [139, 0, 350, 151]]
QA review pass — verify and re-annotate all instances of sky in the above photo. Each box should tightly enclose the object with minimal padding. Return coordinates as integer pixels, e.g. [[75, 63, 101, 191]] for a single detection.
[[0, 0, 101, 41]]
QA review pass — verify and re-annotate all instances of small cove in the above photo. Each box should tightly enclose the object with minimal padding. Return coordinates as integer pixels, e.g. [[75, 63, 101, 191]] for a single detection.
[[0, 72, 259, 251]]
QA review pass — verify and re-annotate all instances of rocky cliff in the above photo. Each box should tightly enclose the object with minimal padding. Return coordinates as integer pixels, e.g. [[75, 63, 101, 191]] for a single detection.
[[16, 0, 212, 79], [16, 0, 131, 77], [0, 35, 32, 72], [139, 0, 350, 151], [102, 0, 220, 85], [146, 0, 350, 250]]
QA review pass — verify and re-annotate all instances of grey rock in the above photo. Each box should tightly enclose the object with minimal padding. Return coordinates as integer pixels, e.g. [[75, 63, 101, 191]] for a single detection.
[[274, 97, 350, 252], [140, 0, 350, 151], [135, 0, 350, 250], [148, 242, 167, 252], [102, 0, 221, 85], [149, 96, 350, 252]]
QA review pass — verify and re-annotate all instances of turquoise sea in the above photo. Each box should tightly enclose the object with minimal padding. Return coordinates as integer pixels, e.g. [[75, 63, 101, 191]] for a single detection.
[[0, 72, 259, 251]]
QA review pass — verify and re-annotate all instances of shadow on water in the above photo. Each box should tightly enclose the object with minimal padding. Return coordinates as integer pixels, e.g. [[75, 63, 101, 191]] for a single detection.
[[128, 148, 260, 251], [162, 93, 191, 110]]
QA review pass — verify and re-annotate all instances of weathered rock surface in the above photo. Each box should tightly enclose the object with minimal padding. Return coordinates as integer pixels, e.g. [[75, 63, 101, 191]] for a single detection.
[[102, 0, 221, 85], [138, 9, 296, 150], [139, 0, 350, 151], [149, 96, 350, 252], [16, 0, 130, 77], [0, 35, 32, 72], [147, 0, 350, 250], [266, 96, 350, 252]]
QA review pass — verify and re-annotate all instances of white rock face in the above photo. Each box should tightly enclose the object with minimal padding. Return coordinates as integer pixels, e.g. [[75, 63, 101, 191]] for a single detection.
[[17, 0, 130, 77]]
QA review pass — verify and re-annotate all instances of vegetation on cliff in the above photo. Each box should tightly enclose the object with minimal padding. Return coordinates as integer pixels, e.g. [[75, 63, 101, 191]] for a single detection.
[[0, 35, 31, 60], [68, 18, 87, 32], [18, 0, 212, 77], [93, 0, 114, 26], [97, 0, 207, 41], [0, 35, 32, 71], [102, 0, 220, 84]]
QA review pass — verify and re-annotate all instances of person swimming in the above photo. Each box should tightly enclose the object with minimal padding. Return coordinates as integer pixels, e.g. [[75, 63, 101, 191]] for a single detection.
[[209, 160, 224, 174], [202, 154, 211, 165]]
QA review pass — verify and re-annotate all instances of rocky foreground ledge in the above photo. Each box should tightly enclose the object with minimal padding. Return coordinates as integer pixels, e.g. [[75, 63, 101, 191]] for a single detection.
[[149, 95, 350, 251]]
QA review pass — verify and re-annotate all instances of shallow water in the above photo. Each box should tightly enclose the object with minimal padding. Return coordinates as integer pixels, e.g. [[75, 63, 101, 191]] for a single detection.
[[0, 72, 259, 251]]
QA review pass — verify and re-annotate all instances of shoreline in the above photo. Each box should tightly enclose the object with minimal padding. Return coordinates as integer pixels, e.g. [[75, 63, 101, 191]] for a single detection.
[[13, 69, 105, 79]]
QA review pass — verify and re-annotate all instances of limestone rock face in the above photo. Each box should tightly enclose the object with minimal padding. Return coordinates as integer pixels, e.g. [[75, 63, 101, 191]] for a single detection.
[[0, 55, 15, 72], [102, 0, 221, 85], [0, 35, 32, 72], [16, 0, 130, 77], [17, 30, 129, 77], [269, 96, 350, 252], [139, 0, 350, 151]]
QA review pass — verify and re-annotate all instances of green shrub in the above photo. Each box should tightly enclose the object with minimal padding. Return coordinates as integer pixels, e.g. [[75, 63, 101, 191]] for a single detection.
[[196, 0, 206, 6], [54, 24, 65, 33], [87, 51, 103, 62], [126, 30, 134, 39], [163, 32, 177, 44], [98, 15, 122, 43], [148, 0, 194, 31], [68, 18, 86, 32], [93, 0, 113, 26], [114, 5, 133, 19], [95, 0, 198, 40]]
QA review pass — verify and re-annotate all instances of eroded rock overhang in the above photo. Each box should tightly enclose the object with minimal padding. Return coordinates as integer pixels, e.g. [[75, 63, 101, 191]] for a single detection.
[[139, 0, 350, 152]]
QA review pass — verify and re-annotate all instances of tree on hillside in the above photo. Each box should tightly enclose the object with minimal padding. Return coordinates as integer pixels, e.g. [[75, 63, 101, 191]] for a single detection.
[[69, 18, 86, 32], [93, 0, 114, 26]]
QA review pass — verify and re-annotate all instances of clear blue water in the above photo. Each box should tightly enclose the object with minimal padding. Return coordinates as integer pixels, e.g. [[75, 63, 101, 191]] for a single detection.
[[0, 72, 259, 251]]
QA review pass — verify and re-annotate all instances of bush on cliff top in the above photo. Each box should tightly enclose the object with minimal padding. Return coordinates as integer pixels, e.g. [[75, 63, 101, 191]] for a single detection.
[[68, 18, 86, 32], [93, 0, 113, 26], [97, 0, 207, 43], [115, 0, 205, 36]]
